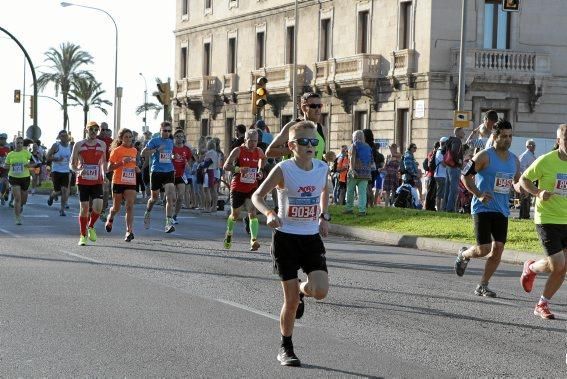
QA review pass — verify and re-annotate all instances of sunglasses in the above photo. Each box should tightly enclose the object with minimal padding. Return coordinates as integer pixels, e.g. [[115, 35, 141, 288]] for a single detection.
[[292, 138, 319, 146], [89, 128, 99, 132], [162, 129, 172, 133], [307, 104, 323, 109]]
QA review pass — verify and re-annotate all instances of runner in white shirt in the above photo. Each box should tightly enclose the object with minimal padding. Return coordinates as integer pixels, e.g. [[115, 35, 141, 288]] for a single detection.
[[46, 130, 72, 216]]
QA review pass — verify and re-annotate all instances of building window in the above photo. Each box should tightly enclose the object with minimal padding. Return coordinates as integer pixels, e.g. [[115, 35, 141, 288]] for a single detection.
[[180, 47, 187, 79], [182, 0, 189, 16], [256, 31, 265, 69], [357, 11, 369, 54], [225, 117, 234, 152], [286, 26, 295, 64], [320, 18, 331, 61], [227, 37, 237, 74], [203, 42, 211, 76], [201, 119, 209, 137], [178, 119, 186, 131], [396, 109, 410, 151], [484, 1, 511, 49], [354, 111, 367, 131], [205, 0, 212, 11], [400, 1, 412, 50]]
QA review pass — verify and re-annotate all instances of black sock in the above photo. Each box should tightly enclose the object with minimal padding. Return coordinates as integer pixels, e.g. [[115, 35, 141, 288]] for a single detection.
[[281, 335, 292, 347]]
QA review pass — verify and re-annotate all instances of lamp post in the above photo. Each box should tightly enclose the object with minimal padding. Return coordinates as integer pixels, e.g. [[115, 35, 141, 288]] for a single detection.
[[60, 1, 119, 134], [139, 72, 148, 132], [292, 0, 299, 119]]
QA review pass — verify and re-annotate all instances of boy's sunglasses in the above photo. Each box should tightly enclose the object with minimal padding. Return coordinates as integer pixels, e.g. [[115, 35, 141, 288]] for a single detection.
[[292, 138, 319, 146], [307, 104, 322, 109]]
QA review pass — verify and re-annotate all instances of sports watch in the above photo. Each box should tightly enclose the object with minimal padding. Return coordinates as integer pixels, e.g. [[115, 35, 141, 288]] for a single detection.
[[319, 212, 331, 222]]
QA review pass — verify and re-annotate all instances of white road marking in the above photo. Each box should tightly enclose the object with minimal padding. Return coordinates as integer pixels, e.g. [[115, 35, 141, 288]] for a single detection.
[[215, 298, 302, 326], [60, 250, 101, 264], [0, 227, 21, 238], [20, 214, 49, 218]]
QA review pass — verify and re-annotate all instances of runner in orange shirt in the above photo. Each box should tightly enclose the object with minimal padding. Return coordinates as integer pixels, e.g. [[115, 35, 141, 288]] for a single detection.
[[105, 128, 139, 242]]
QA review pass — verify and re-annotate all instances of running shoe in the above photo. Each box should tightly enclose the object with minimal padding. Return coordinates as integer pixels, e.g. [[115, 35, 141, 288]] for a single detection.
[[172, 215, 179, 224], [474, 284, 496, 298], [59, 210, 66, 217], [78, 235, 87, 246], [520, 259, 536, 293], [144, 211, 151, 229], [244, 216, 251, 236], [87, 227, 97, 242], [47, 195, 54, 206], [534, 302, 555, 320], [105, 216, 113, 233], [165, 218, 175, 233], [125, 232, 135, 242], [277, 345, 301, 367], [250, 239, 260, 251], [15, 215, 22, 225], [454, 247, 469, 277], [223, 232, 232, 249]]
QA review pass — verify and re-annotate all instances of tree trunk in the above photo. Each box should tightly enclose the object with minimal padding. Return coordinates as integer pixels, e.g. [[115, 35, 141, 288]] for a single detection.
[[83, 107, 88, 139], [62, 92, 69, 131]]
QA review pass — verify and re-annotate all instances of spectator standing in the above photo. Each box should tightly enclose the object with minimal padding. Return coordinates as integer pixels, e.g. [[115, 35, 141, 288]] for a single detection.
[[381, 144, 401, 207], [401, 143, 419, 183], [466, 110, 499, 152], [518, 139, 537, 219], [443, 128, 466, 212], [362, 129, 384, 208], [434, 137, 448, 211], [344, 130, 373, 216], [424, 141, 440, 211], [332, 145, 349, 205]]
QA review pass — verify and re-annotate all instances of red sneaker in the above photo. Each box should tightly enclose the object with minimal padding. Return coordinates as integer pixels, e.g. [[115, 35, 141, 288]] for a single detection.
[[534, 302, 555, 320], [520, 259, 536, 293]]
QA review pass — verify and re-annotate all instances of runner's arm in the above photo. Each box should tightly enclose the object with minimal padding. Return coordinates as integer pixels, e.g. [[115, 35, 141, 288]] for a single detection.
[[222, 147, 240, 172], [69, 142, 82, 172], [46, 143, 58, 162], [252, 166, 283, 219], [265, 122, 294, 158], [319, 168, 330, 237]]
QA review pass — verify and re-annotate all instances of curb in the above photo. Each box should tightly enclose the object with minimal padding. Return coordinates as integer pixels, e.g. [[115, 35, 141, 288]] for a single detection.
[[328, 224, 541, 265]]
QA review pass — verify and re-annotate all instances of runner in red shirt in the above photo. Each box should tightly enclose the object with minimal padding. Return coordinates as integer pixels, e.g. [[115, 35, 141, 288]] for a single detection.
[[222, 129, 265, 251], [172, 129, 192, 223], [70, 121, 107, 246]]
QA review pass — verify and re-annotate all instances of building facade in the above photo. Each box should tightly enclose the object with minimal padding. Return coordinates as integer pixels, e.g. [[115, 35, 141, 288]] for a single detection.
[[173, 0, 564, 159]]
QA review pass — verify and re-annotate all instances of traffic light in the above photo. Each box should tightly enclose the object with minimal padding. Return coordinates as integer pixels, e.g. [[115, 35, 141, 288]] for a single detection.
[[14, 89, 21, 103], [251, 76, 268, 117], [155, 82, 171, 106], [502, 0, 519, 12], [29, 96, 35, 119]]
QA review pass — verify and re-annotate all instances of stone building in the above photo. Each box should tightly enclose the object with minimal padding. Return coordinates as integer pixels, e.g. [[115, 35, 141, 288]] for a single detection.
[[173, 0, 563, 159]]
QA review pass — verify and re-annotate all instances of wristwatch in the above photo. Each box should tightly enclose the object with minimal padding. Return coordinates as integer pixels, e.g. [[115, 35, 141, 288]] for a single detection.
[[319, 212, 331, 222]]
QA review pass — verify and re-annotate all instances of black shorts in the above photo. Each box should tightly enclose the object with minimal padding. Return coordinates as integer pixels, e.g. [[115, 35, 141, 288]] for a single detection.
[[231, 189, 256, 209], [473, 212, 509, 245], [78, 184, 104, 202], [150, 171, 174, 191], [271, 230, 328, 281], [8, 176, 31, 191], [536, 224, 567, 256], [142, 167, 150, 185], [174, 176, 186, 185], [112, 183, 137, 194], [52, 172, 70, 191]]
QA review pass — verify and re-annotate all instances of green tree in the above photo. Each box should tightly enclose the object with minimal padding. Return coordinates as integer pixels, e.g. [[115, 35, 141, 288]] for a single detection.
[[37, 42, 94, 131], [68, 77, 112, 137], [135, 102, 163, 122]]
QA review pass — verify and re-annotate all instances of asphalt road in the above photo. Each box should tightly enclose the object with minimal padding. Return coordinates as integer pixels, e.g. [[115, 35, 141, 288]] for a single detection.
[[0, 194, 564, 377]]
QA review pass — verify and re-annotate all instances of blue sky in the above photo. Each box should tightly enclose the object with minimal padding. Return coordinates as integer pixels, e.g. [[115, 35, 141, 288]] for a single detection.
[[1, 0, 175, 143]]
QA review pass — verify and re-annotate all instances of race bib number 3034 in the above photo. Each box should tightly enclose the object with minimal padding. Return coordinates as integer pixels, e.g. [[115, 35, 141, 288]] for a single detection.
[[554, 173, 567, 197], [287, 196, 319, 222]]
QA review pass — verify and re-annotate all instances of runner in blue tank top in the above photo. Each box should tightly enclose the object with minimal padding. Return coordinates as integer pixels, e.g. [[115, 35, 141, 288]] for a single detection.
[[454, 120, 521, 298]]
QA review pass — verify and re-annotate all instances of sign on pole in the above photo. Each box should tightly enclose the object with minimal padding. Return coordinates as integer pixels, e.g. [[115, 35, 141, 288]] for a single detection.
[[502, 0, 519, 12], [453, 111, 472, 128]]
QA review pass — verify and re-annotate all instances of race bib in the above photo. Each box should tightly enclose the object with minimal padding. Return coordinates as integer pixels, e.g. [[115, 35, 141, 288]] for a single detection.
[[12, 163, 24, 175], [240, 167, 257, 184], [287, 196, 319, 222], [121, 168, 136, 185], [159, 151, 172, 164], [554, 173, 567, 197], [81, 164, 100, 181], [494, 172, 513, 194]]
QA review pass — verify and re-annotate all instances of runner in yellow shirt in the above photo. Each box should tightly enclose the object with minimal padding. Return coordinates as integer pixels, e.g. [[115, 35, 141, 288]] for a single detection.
[[5, 137, 36, 224], [519, 124, 567, 320]]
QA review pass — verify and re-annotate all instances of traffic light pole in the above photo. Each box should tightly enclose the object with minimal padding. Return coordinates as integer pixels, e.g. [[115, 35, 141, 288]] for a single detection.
[[0, 27, 39, 135], [457, 0, 467, 111], [22, 57, 26, 136]]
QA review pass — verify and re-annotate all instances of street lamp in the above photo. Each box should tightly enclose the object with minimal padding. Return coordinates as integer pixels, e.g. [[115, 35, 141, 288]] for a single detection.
[[139, 72, 148, 132], [60, 1, 119, 135]]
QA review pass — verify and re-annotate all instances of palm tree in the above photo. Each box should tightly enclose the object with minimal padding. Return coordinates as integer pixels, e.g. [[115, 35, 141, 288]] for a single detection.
[[68, 77, 112, 137], [135, 102, 163, 122], [37, 42, 94, 131]]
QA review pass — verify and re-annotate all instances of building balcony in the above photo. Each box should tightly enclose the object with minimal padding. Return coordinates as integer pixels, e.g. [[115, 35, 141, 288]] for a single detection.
[[222, 73, 237, 95], [312, 54, 382, 94], [450, 48, 551, 84], [389, 49, 417, 77], [251, 64, 307, 96], [176, 76, 220, 104]]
